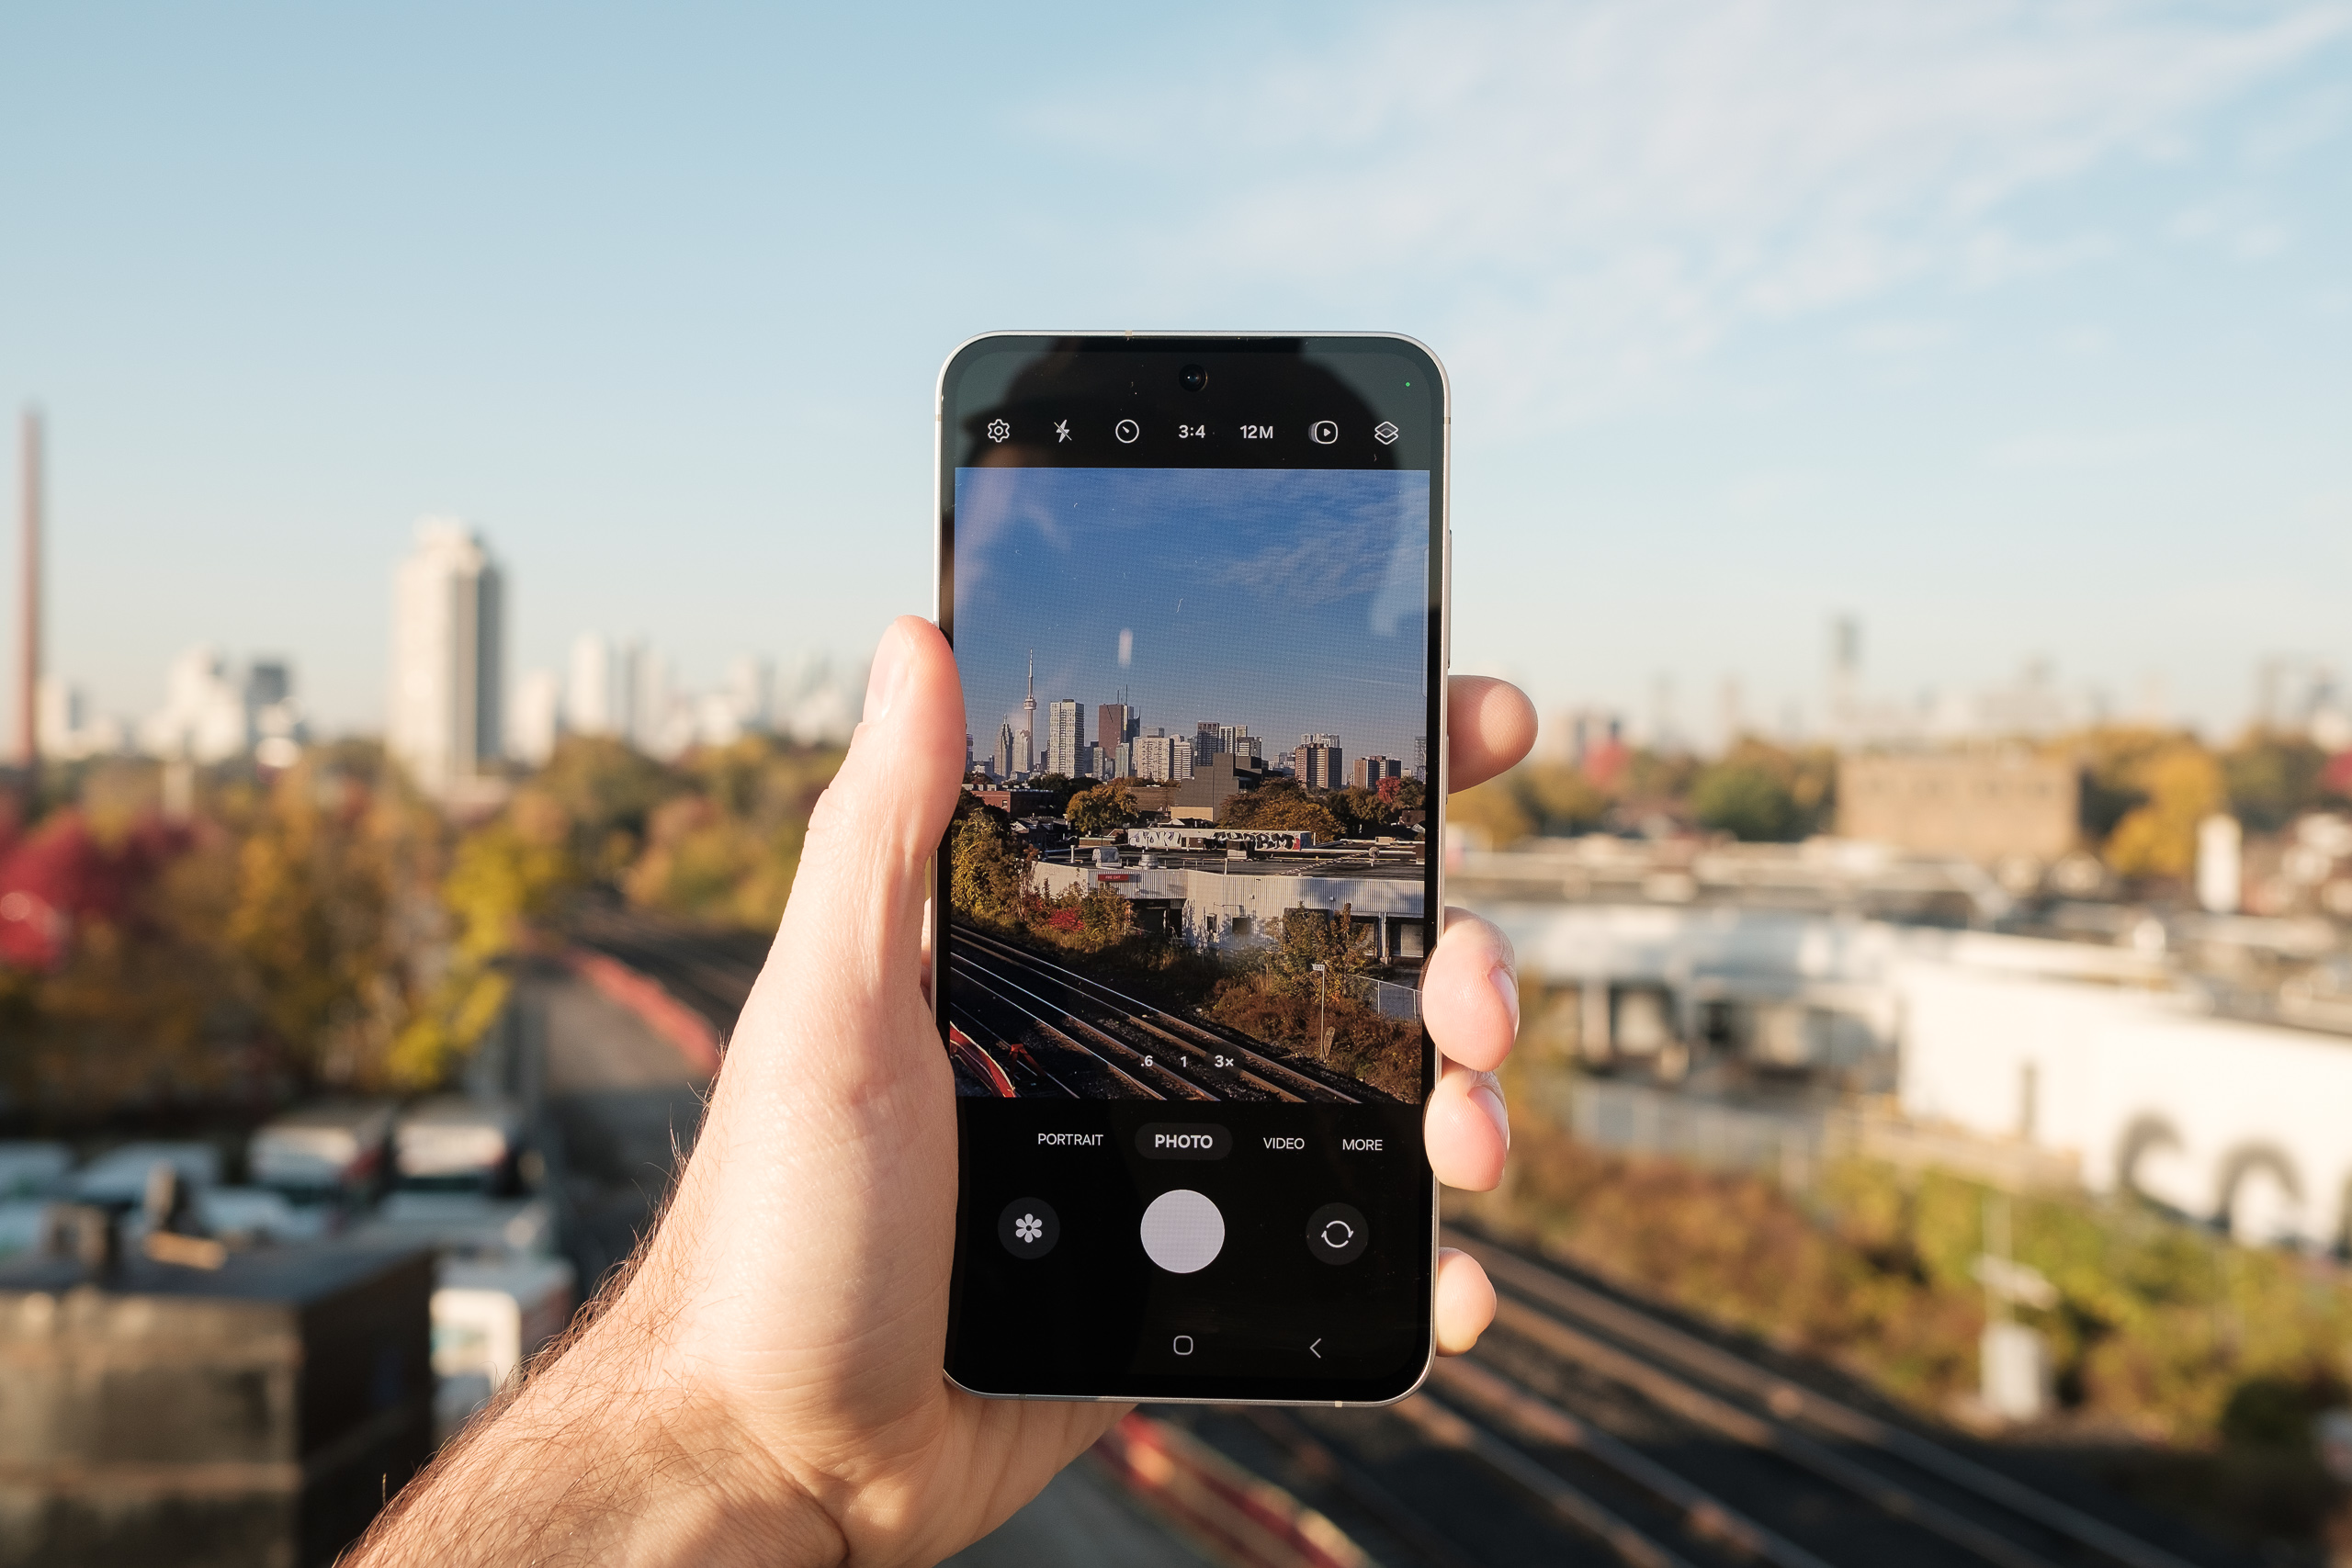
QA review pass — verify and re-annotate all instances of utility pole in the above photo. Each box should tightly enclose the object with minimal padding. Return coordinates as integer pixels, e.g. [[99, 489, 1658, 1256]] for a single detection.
[[1311, 963, 1328, 1059], [17, 408, 40, 810]]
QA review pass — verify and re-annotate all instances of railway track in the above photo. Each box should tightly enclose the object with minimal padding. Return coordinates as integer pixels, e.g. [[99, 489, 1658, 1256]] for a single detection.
[[1152, 1232, 2239, 1568], [567, 905, 765, 1032], [948, 925, 1374, 1103], [563, 914, 2230, 1565]]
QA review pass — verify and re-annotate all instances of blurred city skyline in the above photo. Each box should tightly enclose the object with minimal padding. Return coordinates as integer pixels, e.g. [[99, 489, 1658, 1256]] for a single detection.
[[3, 2, 2346, 745]]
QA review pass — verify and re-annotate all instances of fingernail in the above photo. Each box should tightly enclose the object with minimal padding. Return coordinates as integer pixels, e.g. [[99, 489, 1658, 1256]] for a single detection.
[[1490, 962, 1520, 1037], [1472, 1078, 1510, 1151], [863, 623, 911, 725]]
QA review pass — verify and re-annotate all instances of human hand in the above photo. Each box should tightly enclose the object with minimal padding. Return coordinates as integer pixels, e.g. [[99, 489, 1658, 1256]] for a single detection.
[[354, 617, 1536, 1568]]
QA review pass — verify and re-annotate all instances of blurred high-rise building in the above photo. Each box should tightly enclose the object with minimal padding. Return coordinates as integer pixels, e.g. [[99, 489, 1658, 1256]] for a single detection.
[[727, 655, 775, 732], [140, 646, 253, 763], [36, 674, 125, 761], [567, 634, 620, 737], [993, 719, 1015, 780], [635, 646, 682, 755], [389, 518, 504, 797], [512, 670, 563, 766]]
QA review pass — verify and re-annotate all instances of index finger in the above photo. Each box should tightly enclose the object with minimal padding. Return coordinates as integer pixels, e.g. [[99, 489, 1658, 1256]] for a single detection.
[[1448, 676, 1536, 794]]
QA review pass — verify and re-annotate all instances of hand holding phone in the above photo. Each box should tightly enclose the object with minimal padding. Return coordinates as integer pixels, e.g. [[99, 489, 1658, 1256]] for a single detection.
[[345, 348, 1534, 1565]]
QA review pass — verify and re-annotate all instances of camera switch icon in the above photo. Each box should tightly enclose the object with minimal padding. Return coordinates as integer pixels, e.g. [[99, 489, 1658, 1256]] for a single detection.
[[1309, 420, 1339, 445]]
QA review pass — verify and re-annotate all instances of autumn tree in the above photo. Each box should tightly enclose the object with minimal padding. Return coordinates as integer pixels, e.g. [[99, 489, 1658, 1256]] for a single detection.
[[389, 786, 583, 1086], [2104, 741, 2224, 881], [949, 804, 1029, 923], [228, 760, 408, 1083]]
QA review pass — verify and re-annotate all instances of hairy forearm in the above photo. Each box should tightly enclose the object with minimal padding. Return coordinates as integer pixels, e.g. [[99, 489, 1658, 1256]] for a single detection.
[[347, 1287, 841, 1568]]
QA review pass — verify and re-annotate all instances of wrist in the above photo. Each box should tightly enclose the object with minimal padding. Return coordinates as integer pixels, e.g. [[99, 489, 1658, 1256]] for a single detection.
[[353, 1289, 842, 1568]]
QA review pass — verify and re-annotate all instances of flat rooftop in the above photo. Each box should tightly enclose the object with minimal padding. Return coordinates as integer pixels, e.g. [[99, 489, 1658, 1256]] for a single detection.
[[1078, 852, 1426, 881]]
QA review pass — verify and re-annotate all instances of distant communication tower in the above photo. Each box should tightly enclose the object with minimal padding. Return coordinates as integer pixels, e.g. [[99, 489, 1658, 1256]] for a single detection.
[[1828, 615, 1861, 746], [17, 409, 40, 801], [1022, 650, 1036, 773]]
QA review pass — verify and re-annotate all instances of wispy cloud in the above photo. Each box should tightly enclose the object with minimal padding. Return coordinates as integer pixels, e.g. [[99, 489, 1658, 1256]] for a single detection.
[[1981, 428, 2192, 470], [1034, 1, 2351, 429]]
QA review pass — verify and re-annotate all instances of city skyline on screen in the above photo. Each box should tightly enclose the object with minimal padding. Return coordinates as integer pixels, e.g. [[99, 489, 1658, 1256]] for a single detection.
[[952, 467, 1430, 773]]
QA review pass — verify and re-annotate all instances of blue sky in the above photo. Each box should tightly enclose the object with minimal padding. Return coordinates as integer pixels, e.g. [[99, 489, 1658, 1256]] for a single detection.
[[4, 3, 2347, 743], [954, 467, 1430, 767]]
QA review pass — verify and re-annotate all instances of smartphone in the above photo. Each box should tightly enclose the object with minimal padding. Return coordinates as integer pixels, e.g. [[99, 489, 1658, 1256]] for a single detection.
[[933, 333, 1448, 1404]]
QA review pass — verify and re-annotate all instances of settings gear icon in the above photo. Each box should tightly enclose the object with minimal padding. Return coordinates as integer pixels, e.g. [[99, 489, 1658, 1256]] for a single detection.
[[985, 417, 1012, 444], [1013, 1213, 1044, 1245]]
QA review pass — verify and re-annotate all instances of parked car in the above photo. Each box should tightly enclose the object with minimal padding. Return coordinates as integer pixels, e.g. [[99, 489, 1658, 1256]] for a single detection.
[[249, 1100, 397, 1207], [392, 1097, 526, 1196], [70, 1143, 222, 1208]]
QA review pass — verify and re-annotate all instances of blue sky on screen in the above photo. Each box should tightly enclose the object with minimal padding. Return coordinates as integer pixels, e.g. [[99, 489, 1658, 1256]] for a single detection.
[[3, 3, 2346, 739], [954, 468, 1430, 766]]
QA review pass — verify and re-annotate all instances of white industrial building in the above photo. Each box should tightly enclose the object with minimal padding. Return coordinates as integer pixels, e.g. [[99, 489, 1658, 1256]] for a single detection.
[[1033, 856, 1426, 964], [1482, 891, 2352, 1252]]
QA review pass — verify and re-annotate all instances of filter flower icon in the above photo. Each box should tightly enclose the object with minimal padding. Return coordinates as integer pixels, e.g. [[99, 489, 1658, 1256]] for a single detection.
[[1014, 1213, 1043, 1244]]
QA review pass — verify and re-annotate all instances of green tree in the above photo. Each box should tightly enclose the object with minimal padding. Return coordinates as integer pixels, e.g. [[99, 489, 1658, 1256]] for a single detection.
[[1267, 904, 1375, 990], [1325, 785, 1398, 839], [534, 734, 686, 877], [1219, 784, 1344, 840], [1065, 782, 1137, 838], [1691, 761, 1801, 841], [2222, 730, 2328, 831], [1522, 764, 1611, 836]]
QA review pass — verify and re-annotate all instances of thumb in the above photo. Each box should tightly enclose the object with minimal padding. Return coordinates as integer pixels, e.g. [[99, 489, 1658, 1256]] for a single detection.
[[772, 615, 966, 1011]]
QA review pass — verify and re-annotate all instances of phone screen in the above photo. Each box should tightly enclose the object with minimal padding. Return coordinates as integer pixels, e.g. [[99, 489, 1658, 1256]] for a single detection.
[[934, 335, 1445, 1403]]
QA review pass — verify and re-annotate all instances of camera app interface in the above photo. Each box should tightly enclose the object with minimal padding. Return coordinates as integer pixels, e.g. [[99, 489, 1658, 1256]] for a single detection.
[[940, 343, 1441, 1400], [946, 465, 1431, 1106]]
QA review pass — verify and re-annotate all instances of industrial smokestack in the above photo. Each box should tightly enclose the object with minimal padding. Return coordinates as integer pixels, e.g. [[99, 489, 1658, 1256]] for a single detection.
[[17, 409, 39, 803]]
